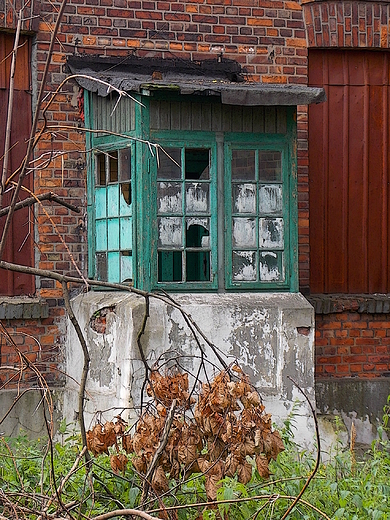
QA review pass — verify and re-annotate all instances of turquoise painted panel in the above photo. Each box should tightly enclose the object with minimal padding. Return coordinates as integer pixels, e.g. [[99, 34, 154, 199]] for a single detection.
[[119, 183, 132, 216], [121, 252, 133, 282], [107, 185, 119, 217], [107, 218, 120, 250], [95, 188, 107, 219], [120, 217, 132, 250], [95, 220, 107, 251], [107, 251, 120, 283]]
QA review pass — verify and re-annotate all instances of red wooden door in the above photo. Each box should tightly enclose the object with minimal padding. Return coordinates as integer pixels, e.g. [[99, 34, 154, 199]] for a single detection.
[[0, 33, 34, 295], [309, 49, 390, 294]]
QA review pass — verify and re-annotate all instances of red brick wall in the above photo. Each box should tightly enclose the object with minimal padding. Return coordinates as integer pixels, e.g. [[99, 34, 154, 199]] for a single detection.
[[315, 312, 390, 379], [303, 0, 390, 49]]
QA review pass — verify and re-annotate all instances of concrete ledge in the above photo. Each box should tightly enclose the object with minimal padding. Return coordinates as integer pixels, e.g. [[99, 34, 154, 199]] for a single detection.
[[0, 297, 49, 320], [308, 294, 390, 314]]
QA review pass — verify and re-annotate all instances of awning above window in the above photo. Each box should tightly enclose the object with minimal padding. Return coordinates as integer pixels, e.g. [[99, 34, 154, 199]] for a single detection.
[[67, 55, 325, 106]]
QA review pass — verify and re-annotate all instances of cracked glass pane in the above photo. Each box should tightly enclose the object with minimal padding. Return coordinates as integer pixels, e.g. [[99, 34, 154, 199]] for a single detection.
[[260, 251, 284, 281], [232, 183, 256, 214], [185, 183, 209, 213], [158, 217, 183, 247], [232, 251, 257, 281], [259, 218, 284, 249], [158, 182, 182, 214], [232, 217, 256, 247], [186, 218, 210, 247], [259, 184, 283, 215]]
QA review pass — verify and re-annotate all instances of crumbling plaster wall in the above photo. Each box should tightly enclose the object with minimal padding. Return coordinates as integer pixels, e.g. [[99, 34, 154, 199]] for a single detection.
[[63, 292, 316, 445]]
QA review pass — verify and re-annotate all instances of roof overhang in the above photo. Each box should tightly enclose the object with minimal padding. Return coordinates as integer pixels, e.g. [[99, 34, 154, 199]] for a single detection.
[[67, 55, 326, 106]]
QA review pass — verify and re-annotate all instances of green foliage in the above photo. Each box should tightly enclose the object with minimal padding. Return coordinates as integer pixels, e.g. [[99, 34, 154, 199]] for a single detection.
[[1, 422, 390, 519]]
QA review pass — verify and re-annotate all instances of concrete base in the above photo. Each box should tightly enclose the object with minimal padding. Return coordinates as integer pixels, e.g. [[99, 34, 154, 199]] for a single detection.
[[63, 291, 316, 445]]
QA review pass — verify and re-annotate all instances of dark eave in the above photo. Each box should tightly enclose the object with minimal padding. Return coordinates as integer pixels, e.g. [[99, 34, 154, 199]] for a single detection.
[[67, 55, 326, 106]]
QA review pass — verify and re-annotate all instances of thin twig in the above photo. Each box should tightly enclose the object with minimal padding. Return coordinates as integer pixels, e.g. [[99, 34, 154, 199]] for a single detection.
[[140, 399, 177, 506]]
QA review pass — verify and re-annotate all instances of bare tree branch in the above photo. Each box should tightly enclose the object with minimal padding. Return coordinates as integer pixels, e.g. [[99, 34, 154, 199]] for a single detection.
[[0, 191, 80, 217]]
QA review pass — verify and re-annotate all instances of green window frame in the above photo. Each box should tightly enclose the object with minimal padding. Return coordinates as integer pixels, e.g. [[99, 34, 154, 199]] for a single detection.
[[224, 138, 292, 290], [85, 91, 298, 292]]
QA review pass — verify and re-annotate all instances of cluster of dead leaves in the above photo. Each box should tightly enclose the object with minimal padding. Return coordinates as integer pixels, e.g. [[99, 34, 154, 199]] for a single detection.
[[86, 366, 284, 500]]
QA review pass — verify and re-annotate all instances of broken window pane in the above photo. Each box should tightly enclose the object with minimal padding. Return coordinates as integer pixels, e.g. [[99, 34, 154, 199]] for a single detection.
[[186, 218, 210, 247], [158, 182, 182, 214], [109, 151, 118, 183], [259, 251, 284, 281], [232, 218, 256, 247], [259, 218, 284, 249], [120, 183, 132, 208], [185, 148, 210, 180], [158, 217, 183, 247], [97, 154, 106, 186], [185, 183, 209, 213], [121, 251, 133, 282], [232, 251, 257, 281], [158, 251, 182, 282], [232, 183, 256, 214], [119, 149, 131, 182], [96, 252, 107, 281], [158, 147, 181, 179], [259, 184, 283, 215], [231, 149, 255, 180], [186, 251, 210, 281], [259, 151, 282, 182]]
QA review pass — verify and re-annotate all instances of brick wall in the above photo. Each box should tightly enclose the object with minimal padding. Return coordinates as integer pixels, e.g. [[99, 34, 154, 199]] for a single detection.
[[302, 0, 390, 49]]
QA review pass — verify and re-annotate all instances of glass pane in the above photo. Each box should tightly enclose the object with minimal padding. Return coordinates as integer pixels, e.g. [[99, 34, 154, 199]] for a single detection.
[[158, 182, 182, 214], [120, 183, 132, 215], [259, 251, 284, 281], [186, 251, 210, 281], [120, 217, 132, 250], [109, 151, 118, 183], [232, 251, 257, 281], [232, 183, 256, 214], [107, 251, 120, 283], [119, 149, 131, 182], [259, 218, 284, 249], [158, 147, 181, 179], [186, 218, 210, 247], [158, 251, 182, 282], [95, 220, 107, 251], [232, 218, 256, 248], [158, 217, 182, 247], [259, 150, 282, 182], [231, 150, 255, 180], [95, 188, 107, 219], [185, 149, 210, 180], [97, 154, 106, 186], [259, 184, 283, 215], [107, 185, 119, 217], [107, 218, 120, 250], [185, 183, 209, 213], [96, 252, 107, 281], [121, 251, 133, 282]]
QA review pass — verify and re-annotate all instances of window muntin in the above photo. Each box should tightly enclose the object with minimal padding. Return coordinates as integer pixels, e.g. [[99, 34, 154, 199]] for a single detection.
[[94, 149, 133, 284], [226, 145, 288, 288], [157, 146, 215, 286]]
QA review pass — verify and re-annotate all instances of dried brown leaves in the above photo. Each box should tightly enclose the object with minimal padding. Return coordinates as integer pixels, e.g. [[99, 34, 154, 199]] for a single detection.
[[86, 366, 284, 500]]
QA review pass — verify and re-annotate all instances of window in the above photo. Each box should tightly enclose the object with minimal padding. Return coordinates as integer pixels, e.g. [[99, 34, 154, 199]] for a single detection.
[[87, 95, 297, 292]]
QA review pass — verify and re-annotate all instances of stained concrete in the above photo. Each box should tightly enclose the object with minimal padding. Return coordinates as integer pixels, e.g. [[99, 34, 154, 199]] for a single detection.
[[62, 291, 316, 446]]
